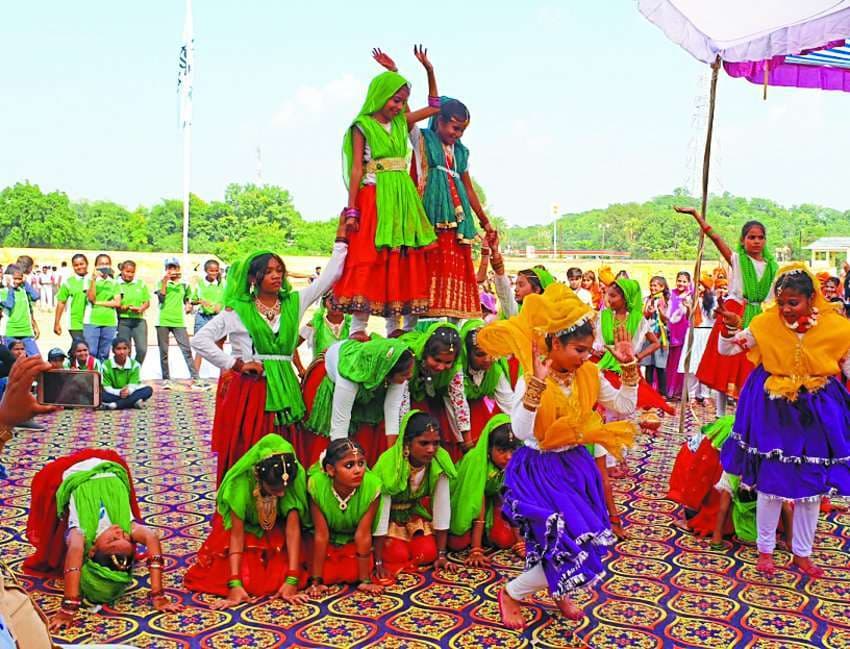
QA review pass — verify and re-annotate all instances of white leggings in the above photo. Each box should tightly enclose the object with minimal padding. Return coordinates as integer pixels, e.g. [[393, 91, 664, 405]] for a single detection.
[[757, 492, 820, 556], [505, 563, 547, 600]]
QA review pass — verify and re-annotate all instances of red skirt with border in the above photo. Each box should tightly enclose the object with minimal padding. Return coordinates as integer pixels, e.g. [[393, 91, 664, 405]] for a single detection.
[[24, 449, 142, 576], [696, 320, 753, 397], [425, 231, 480, 319], [332, 184, 433, 317], [183, 513, 305, 597], [448, 498, 515, 551]]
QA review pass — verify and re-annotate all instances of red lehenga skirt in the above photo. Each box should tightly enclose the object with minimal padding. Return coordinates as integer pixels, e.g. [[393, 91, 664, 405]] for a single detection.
[[184, 513, 305, 597], [425, 231, 480, 319], [602, 370, 676, 415], [212, 371, 277, 485], [302, 537, 371, 585], [301, 359, 390, 467], [332, 184, 433, 317], [696, 320, 753, 398], [24, 449, 142, 576]]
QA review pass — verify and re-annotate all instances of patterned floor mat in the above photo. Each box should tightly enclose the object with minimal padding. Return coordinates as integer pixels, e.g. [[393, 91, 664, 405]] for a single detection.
[[2, 392, 849, 648]]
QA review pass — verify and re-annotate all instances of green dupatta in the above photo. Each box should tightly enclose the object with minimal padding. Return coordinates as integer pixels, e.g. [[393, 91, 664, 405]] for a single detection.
[[342, 71, 435, 250], [599, 278, 644, 372], [737, 245, 778, 328], [307, 469, 382, 546], [419, 103, 476, 242], [401, 321, 462, 402], [224, 250, 304, 421], [55, 461, 133, 603], [310, 306, 351, 356], [216, 434, 309, 538], [449, 413, 509, 535], [305, 336, 409, 437], [461, 319, 508, 400], [372, 410, 457, 522]]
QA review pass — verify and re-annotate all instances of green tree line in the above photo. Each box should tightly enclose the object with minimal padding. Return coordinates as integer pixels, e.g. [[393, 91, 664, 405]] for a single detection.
[[510, 188, 850, 260], [2, 181, 847, 262]]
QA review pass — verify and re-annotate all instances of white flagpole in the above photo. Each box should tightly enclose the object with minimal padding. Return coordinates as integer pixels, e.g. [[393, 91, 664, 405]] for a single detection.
[[179, 0, 194, 269]]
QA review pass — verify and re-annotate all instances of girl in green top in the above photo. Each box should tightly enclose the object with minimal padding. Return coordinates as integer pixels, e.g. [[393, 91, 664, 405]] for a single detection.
[[54, 253, 89, 340], [449, 414, 523, 565], [372, 410, 457, 578], [332, 46, 441, 338], [184, 434, 309, 606], [116, 260, 151, 365], [84, 253, 121, 361], [293, 292, 351, 378], [306, 439, 384, 594], [401, 322, 470, 459]]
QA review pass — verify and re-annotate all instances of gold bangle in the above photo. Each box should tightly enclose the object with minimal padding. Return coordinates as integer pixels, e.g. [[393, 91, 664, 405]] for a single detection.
[[620, 361, 640, 387], [523, 375, 546, 409]]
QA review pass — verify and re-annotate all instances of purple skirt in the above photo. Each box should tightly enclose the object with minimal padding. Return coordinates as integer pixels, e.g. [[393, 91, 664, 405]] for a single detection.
[[721, 366, 850, 500], [502, 445, 614, 597]]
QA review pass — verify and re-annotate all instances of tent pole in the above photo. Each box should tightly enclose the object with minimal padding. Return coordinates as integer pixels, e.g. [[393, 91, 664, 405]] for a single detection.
[[678, 56, 720, 436]]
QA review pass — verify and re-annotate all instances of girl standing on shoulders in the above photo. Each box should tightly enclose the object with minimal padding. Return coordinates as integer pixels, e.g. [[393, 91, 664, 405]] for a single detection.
[[332, 46, 440, 337], [448, 414, 524, 564], [184, 434, 309, 605], [476, 283, 637, 628], [720, 264, 850, 579], [84, 254, 120, 361], [192, 215, 349, 484], [676, 207, 778, 416], [306, 439, 384, 594], [372, 411, 456, 577]]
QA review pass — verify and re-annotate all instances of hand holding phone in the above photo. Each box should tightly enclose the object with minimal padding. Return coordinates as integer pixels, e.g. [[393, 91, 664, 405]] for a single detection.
[[37, 370, 101, 408]]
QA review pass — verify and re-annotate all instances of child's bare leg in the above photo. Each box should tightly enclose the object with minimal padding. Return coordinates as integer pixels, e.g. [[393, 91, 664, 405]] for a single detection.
[[711, 490, 732, 547]]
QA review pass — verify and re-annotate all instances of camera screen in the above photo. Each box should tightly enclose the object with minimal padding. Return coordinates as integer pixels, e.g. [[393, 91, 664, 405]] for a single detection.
[[40, 371, 98, 407]]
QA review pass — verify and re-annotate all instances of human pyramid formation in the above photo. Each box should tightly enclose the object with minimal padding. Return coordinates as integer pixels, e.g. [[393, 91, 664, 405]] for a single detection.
[[11, 47, 850, 635]]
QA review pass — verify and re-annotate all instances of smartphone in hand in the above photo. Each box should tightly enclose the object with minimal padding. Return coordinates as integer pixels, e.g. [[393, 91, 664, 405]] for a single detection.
[[37, 370, 101, 408]]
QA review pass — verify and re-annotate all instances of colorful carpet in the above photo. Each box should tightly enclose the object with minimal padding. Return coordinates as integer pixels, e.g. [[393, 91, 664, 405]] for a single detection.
[[2, 392, 849, 648]]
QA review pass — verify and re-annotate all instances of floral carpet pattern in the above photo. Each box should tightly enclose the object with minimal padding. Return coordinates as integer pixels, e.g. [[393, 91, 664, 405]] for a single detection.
[[2, 392, 849, 648]]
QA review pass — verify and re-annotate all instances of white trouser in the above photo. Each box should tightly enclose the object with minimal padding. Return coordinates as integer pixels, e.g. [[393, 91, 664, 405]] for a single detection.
[[505, 563, 547, 600], [756, 492, 819, 556], [715, 392, 728, 416], [350, 312, 369, 335]]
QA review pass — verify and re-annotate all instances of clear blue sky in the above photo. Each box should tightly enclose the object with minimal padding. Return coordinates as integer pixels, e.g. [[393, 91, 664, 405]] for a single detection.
[[2, 1, 848, 226]]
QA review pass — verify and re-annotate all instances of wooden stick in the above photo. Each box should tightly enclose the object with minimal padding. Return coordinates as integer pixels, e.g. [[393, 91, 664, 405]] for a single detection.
[[678, 56, 720, 436]]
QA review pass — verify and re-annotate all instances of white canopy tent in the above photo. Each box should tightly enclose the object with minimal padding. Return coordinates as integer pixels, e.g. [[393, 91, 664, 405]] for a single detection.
[[639, 0, 850, 62]]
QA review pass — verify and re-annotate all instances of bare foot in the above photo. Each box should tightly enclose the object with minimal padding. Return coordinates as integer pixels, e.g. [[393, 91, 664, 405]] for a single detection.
[[498, 588, 525, 630], [556, 596, 584, 620], [794, 555, 825, 579], [756, 552, 776, 576]]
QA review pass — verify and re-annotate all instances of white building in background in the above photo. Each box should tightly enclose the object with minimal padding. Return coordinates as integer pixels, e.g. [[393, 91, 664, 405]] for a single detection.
[[805, 237, 850, 272]]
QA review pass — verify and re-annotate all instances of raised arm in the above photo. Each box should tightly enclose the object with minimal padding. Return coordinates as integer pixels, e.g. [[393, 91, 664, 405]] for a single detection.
[[674, 206, 733, 264], [406, 45, 440, 127]]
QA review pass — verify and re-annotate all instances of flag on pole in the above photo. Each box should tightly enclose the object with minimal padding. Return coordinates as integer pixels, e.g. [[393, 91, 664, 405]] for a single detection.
[[178, 0, 193, 128]]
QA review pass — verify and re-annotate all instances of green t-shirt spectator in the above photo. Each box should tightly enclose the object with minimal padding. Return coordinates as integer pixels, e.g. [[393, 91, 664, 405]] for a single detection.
[[0, 287, 35, 337], [194, 279, 225, 316], [118, 278, 150, 320], [56, 274, 88, 331], [101, 357, 142, 393], [84, 278, 119, 327], [158, 282, 190, 327]]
